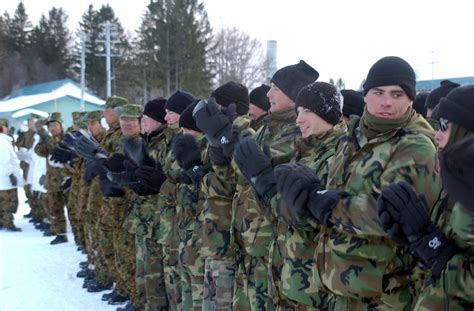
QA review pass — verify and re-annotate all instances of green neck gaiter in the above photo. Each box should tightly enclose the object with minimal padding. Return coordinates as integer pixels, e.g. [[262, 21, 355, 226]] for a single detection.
[[360, 106, 415, 140]]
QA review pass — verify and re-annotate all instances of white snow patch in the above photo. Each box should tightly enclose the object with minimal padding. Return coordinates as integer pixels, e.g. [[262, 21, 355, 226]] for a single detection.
[[0, 189, 117, 311]]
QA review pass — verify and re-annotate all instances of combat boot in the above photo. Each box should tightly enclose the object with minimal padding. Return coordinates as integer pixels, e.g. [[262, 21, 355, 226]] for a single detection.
[[102, 290, 117, 301], [50, 234, 68, 245], [5, 225, 22, 232], [117, 301, 137, 311], [76, 267, 93, 278], [107, 292, 128, 305], [79, 261, 88, 269], [87, 280, 113, 292]]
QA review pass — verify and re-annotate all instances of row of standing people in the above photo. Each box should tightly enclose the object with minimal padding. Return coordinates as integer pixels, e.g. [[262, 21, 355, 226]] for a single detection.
[[5, 54, 474, 311]]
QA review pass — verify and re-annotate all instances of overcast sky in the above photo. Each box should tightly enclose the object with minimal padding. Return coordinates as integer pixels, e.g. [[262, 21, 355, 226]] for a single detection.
[[3, 0, 474, 89]]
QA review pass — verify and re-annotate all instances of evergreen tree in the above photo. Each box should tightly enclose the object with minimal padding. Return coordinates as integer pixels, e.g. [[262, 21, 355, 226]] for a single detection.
[[137, 0, 213, 98]]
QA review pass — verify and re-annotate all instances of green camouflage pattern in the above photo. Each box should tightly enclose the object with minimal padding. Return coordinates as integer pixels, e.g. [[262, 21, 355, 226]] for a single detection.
[[415, 201, 474, 310], [249, 114, 266, 131], [46, 112, 63, 124], [153, 122, 182, 310], [318, 113, 442, 308], [269, 122, 347, 309], [233, 108, 299, 311], [34, 134, 69, 234], [176, 134, 207, 311], [0, 189, 19, 228], [121, 104, 144, 119], [87, 110, 103, 122], [131, 125, 169, 311], [105, 96, 128, 108]]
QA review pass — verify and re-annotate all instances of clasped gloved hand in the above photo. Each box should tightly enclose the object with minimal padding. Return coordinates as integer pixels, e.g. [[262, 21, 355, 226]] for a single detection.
[[377, 181, 455, 278], [193, 98, 236, 149], [51, 143, 76, 164], [99, 174, 125, 197], [171, 134, 202, 170], [84, 158, 107, 183], [235, 137, 276, 204], [106, 157, 139, 186], [135, 162, 166, 193], [274, 162, 348, 225], [179, 164, 212, 185], [75, 130, 106, 159]]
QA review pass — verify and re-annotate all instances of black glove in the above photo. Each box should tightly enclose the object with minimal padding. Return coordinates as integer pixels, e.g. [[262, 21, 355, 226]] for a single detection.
[[106, 159, 139, 186], [51, 144, 76, 164], [172, 134, 202, 170], [235, 138, 276, 203], [39, 174, 46, 186], [99, 174, 125, 197], [235, 138, 272, 179], [75, 133, 105, 159], [102, 153, 128, 173], [61, 177, 72, 192], [307, 188, 349, 226], [62, 132, 79, 149], [274, 162, 321, 218], [129, 182, 158, 196], [377, 206, 410, 246], [84, 158, 107, 183], [208, 146, 230, 166], [379, 181, 455, 278], [9, 174, 18, 187], [179, 164, 211, 185], [135, 163, 166, 192], [193, 98, 235, 147]]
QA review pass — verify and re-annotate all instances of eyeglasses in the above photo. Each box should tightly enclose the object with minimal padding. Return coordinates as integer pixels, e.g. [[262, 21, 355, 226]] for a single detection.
[[439, 118, 449, 132]]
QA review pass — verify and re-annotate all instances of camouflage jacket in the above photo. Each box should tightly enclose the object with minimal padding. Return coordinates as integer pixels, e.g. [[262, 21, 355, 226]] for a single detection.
[[154, 123, 181, 247], [97, 123, 125, 229], [318, 113, 442, 299], [176, 134, 208, 263], [130, 124, 167, 238], [250, 113, 267, 131], [415, 198, 474, 310], [84, 130, 106, 220], [34, 134, 68, 192], [232, 108, 300, 259], [269, 122, 347, 308], [200, 115, 254, 260]]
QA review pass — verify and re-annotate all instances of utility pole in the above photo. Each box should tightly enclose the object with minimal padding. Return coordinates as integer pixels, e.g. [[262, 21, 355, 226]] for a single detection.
[[106, 21, 111, 97], [80, 32, 86, 110], [97, 22, 119, 98]]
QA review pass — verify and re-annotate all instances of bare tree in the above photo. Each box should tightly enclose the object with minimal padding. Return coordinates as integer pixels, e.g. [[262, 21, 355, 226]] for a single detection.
[[208, 27, 265, 89]]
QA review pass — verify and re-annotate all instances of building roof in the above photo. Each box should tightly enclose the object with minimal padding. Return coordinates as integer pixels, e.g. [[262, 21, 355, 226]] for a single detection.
[[0, 79, 105, 112], [416, 76, 474, 92]]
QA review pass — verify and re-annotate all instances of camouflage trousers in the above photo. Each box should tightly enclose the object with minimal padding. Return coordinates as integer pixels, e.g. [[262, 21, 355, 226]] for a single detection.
[[135, 235, 168, 311], [163, 244, 182, 310], [67, 185, 85, 248], [83, 211, 100, 269], [202, 258, 236, 311], [328, 286, 413, 311], [29, 190, 47, 222], [0, 188, 18, 228], [233, 255, 274, 311], [179, 230, 205, 311], [113, 228, 141, 309], [45, 190, 67, 234], [95, 225, 115, 287]]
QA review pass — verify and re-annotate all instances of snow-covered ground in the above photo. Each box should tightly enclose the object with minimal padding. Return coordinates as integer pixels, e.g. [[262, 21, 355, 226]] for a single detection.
[[0, 189, 118, 311]]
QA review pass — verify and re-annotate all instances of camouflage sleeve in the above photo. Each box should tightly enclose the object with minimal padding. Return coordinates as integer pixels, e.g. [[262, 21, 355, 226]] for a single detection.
[[329, 134, 441, 238], [34, 138, 54, 157], [440, 203, 474, 302]]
